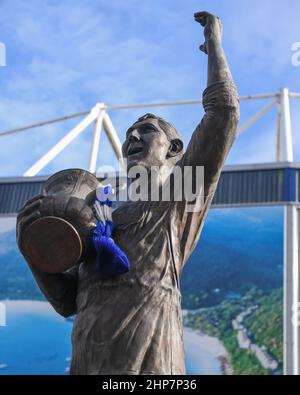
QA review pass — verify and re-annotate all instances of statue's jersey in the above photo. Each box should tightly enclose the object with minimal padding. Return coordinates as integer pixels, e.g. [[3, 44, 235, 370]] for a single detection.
[[70, 194, 213, 375]]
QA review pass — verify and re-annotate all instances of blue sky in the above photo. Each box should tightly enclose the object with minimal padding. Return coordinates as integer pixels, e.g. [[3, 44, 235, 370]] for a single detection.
[[0, 0, 299, 176]]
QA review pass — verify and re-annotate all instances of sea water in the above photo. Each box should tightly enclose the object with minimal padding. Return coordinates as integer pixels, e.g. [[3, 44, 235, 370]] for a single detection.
[[0, 301, 224, 375]]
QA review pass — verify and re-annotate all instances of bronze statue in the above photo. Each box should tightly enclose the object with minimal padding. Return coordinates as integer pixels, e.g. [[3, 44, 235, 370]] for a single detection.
[[16, 12, 239, 375]]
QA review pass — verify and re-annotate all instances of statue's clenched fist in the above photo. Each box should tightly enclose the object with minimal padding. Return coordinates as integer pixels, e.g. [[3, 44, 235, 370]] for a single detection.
[[194, 11, 223, 54]]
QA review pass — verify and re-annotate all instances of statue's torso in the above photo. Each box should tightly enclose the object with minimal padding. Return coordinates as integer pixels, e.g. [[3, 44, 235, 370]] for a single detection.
[[71, 199, 188, 375]]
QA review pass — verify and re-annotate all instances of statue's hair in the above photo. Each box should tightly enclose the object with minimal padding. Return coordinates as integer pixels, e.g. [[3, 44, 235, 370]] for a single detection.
[[133, 113, 183, 146]]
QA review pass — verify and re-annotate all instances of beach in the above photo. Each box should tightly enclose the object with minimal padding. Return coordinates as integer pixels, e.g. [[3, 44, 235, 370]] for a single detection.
[[183, 327, 231, 375]]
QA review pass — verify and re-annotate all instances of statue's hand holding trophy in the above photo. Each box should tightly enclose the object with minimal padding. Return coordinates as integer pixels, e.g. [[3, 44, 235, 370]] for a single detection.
[[16, 169, 101, 274]]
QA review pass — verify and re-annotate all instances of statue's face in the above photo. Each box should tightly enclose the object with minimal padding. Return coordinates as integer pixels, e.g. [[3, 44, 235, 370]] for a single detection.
[[122, 118, 171, 171]]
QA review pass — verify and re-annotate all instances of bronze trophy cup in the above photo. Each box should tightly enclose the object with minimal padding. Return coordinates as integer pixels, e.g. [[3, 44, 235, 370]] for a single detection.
[[18, 169, 101, 274]]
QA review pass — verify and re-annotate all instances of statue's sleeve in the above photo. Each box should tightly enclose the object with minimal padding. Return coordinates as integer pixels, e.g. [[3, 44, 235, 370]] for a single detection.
[[171, 81, 239, 268], [182, 80, 239, 193], [28, 263, 79, 317]]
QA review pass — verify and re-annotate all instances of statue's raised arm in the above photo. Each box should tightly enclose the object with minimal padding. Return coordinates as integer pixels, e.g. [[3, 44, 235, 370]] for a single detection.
[[182, 11, 240, 197]]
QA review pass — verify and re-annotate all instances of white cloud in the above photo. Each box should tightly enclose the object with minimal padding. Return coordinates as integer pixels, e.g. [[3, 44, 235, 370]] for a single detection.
[[0, 217, 16, 235]]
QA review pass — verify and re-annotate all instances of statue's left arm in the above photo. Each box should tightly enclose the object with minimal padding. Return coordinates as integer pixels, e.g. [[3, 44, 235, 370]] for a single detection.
[[182, 12, 240, 196], [172, 12, 239, 268]]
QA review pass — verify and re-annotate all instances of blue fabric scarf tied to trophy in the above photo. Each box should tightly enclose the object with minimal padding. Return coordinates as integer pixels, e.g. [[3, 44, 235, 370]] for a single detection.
[[92, 185, 130, 276]]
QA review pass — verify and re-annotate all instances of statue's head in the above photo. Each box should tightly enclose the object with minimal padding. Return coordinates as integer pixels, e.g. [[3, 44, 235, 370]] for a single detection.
[[122, 113, 184, 171]]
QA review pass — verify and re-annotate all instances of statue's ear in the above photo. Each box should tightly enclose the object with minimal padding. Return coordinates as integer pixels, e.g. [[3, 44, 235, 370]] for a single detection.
[[168, 139, 184, 158]]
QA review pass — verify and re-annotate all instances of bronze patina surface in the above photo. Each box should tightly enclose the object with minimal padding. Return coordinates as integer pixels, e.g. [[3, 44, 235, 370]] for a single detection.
[[18, 169, 100, 273], [20, 216, 82, 273]]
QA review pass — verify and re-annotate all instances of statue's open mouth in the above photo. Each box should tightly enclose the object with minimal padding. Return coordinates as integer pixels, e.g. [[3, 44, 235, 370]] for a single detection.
[[127, 146, 143, 156]]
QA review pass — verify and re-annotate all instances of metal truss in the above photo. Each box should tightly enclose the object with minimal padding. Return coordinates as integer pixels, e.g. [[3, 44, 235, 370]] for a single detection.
[[0, 88, 298, 176]]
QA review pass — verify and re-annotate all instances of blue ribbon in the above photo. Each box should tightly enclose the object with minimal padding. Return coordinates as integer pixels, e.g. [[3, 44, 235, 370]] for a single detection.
[[91, 185, 130, 276]]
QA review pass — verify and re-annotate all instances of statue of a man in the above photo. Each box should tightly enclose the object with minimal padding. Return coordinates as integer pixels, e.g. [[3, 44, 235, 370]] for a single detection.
[[16, 12, 239, 375]]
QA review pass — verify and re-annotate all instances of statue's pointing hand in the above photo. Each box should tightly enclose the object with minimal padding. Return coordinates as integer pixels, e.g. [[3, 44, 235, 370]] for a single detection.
[[194, 11, 223, 54]]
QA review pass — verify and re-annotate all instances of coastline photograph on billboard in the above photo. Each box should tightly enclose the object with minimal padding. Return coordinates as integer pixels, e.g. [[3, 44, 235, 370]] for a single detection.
[[0, 205, 284, 375], [181, 206, 284, 375]]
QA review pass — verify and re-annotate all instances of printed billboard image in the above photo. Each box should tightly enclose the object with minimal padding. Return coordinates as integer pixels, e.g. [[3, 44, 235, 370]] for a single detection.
[[181, 206, 284, 375], [0, 206, 284, 375]]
